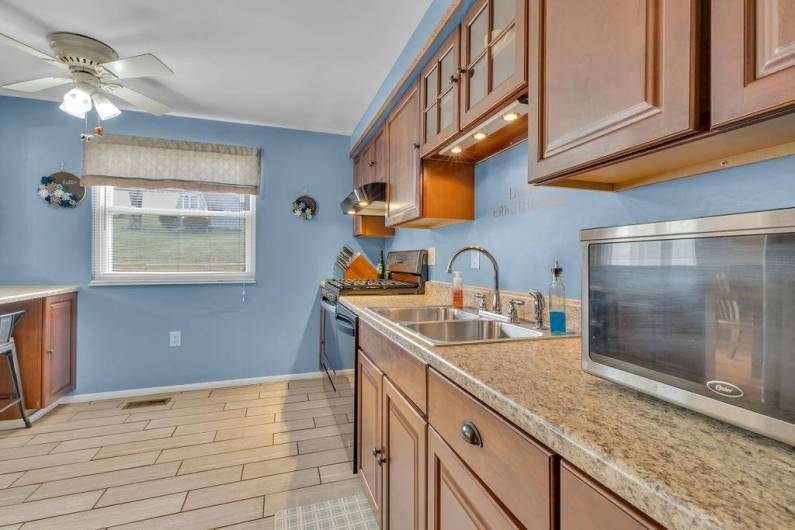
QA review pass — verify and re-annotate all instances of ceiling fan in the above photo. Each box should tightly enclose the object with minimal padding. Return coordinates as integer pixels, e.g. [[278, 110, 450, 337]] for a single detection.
[[0, 31, 173, 120]]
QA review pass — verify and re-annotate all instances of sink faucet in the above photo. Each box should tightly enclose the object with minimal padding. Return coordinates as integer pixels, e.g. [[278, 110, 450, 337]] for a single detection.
[[447, 246, 501, 312], [526, 289, 546, 329]]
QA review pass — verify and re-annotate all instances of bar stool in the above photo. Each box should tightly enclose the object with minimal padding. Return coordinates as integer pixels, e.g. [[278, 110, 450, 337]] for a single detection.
[[0, 310, 30, 428]]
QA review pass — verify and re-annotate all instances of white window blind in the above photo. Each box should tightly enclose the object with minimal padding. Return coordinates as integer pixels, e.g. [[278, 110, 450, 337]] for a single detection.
[[91, 186, 256, 285]]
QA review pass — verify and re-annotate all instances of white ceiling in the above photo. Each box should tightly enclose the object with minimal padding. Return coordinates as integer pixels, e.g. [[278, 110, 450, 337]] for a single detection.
[[0, 0, 431, 135]]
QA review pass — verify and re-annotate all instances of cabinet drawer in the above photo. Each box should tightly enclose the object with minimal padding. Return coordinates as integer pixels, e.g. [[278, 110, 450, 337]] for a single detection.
[[359, 321, 427, 413], [428, 369, 555, 529], [560, 461, 662, 530]]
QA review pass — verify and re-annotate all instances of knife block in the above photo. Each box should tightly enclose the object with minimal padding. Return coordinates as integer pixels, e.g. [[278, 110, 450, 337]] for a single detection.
[[343, 254, 379, 280]]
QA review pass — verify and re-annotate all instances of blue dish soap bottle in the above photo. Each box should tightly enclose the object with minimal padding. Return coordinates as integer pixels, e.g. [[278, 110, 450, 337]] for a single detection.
[[549, 261, 566, 334]]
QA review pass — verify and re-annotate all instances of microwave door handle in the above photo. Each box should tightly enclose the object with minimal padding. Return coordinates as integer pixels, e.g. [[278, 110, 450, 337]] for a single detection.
[[336, 315, 356, 336]]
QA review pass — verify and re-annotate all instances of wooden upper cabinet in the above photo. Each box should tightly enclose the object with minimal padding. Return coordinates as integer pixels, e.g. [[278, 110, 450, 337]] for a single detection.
[[528, 0, 703, 183], [373, 127, 388, 183], [382, 377, 427, 530], [420, 29, 461, 156], [386, 81, 422, 226], [712, 0, 795, 128], [460, 0, 527, 129], [358, 351, 384, 520], [42, 293, 76, 406], [361, 142, 376, 185], [428, 427, 521, 530]]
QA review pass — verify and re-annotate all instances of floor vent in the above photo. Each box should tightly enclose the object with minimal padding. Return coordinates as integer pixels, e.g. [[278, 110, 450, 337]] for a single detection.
[[121, 397, 171, 410]]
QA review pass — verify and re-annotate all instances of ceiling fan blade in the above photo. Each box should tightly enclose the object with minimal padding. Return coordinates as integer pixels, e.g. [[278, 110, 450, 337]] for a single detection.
[[0, 33, 65, 69], [101, 54, 173, 79], [103, 85, 170, 116], [2, 76, 71, 92]]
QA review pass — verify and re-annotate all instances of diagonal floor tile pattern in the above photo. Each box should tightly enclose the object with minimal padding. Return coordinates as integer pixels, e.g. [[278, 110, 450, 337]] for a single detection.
[[0, 375, 359, 529]]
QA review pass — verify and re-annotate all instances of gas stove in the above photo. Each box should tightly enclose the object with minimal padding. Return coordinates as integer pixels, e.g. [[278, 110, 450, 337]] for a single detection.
[[321, 249, 428, 304]]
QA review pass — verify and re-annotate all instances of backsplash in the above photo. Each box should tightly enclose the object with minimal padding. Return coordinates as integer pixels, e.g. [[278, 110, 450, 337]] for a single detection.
[[425, 281, 581, 333], [387, 141, 795, 296]]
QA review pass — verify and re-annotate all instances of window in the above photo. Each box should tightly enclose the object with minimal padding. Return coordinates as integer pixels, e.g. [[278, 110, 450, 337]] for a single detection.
[[91, 186, 256, 285]]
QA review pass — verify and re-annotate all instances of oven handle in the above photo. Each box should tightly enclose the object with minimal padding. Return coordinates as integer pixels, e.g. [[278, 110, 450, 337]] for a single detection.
[[336, 314, 356, 336], [320, 299, 337, 315]]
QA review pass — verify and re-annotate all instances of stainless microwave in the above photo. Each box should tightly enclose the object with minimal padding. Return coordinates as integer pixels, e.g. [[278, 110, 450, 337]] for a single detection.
[[581, 208, 795, 446]]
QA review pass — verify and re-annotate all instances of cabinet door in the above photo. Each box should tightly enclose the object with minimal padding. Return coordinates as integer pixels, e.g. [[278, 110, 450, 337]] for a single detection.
[[353, 155, 365, 187], [42, 293, 76, 406], [362, 142, 377, 185], [428, 427, 520, 530], [460, 0, 527, 129], [0, 299, 43, 418], [712, 0, 795, 127], [357, 351, 384, 521], [374, 127, 388, 183], [420, 28, 461, 156], [382, 377, 427, 530], [386, 81, 422, 227], [528, 0, 701, 183], [560, 461, 662, 530]]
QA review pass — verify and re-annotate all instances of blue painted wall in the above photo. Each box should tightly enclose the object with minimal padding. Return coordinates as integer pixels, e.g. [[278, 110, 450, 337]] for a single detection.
[[0, 96, 381, 394], [386, 142, 795, 295]]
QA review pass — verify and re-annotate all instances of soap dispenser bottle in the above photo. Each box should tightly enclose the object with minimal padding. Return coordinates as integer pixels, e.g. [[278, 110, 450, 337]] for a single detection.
[[549, 261, 566, 334], [452, 271, 464, 309]]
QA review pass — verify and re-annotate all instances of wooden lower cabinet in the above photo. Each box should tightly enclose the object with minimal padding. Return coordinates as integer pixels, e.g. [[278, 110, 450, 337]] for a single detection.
[[427, 426, 520, 530], [560, 461, 662, 530], [358, 324, 663, 530], [0, 293, 76, 419], [42, 293, 76, 406], [382, 377, 427, 530], [358, 351, 384, 520]]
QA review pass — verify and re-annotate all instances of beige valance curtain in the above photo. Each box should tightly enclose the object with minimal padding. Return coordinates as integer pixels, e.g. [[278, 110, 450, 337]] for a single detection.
[[82, 134, 262, 195]]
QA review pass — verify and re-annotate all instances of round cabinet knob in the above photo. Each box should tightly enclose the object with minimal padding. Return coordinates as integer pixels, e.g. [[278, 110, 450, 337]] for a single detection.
[[449, 74, 459, 84], [372, 447, 382, 457], [460, 420, 483, 447]]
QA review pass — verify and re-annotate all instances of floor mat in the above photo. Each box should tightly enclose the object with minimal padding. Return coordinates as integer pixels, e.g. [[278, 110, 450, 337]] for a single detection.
[[275, 493, 378, 530]]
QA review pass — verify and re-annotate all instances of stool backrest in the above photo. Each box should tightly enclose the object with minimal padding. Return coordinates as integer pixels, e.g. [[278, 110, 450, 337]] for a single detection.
[[0, 310, 25, 344]]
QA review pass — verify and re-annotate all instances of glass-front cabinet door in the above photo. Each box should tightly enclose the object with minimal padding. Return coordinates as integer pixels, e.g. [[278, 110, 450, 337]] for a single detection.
[[420, 29, 461, 156], [460, 0, 527, 128]]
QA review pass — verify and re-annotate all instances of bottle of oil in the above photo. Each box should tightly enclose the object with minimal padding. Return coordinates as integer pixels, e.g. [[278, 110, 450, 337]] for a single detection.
[[549, 261, 566, 334]]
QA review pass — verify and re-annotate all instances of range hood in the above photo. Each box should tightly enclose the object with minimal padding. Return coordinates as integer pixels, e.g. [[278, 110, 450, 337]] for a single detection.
[[340, 182, 386, 216]]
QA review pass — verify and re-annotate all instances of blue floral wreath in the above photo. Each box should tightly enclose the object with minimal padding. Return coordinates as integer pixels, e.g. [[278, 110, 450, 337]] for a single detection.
[[292, 195, 317, 220], [38, 176, 79, 208]]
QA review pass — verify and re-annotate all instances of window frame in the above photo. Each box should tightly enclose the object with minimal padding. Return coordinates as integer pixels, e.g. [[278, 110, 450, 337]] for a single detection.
[[90, 186, 257, 286]]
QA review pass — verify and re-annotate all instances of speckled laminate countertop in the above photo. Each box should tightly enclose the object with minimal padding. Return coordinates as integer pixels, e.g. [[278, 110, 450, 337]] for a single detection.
[[0, 285, 79, 305], [340, 290, 795, 530]]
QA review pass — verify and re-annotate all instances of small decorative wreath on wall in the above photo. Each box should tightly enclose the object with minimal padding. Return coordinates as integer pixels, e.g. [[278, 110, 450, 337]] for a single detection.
[[37, 171, 85, 208], [292, 195, 317, 220]]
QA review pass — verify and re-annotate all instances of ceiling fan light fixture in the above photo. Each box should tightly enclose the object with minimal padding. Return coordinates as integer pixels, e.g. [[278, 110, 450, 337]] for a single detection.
[[92, 93, 121, 120], [60, 86, 92, 118]]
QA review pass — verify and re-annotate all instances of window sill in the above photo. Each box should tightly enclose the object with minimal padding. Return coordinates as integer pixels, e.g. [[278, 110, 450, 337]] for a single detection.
[[90, 276, 257, 287]]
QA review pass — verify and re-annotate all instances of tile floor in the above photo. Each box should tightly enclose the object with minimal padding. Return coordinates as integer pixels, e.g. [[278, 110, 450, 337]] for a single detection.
[[0, 375, 362, 529]]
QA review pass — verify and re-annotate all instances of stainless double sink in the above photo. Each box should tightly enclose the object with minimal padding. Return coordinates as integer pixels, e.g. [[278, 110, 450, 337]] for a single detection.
[[370, 305, 565, 346]]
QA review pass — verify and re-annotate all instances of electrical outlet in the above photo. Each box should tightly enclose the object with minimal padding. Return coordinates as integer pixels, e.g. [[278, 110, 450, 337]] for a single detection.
[[470, 251, 480, 269], [427, 247, 436, 266], [169, 331, 181, 347]]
